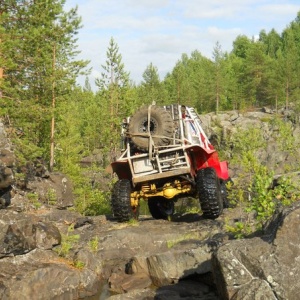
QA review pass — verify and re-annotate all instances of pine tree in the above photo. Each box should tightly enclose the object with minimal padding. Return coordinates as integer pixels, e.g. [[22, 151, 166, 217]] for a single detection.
[[188, 50, 214, 112], [258, 28, 283, 109], [95, 37, 130, 158], [259, 29, 282, 59], [212, 42, 226, 113], [281, 17, 300, 108], [281, 28, 299, 108], [139, 62, 166, 104], [223, 53, 244, 110], [242, 41, 268, 107], [0, 0, 89, 168], [164, 54, 196, 106]]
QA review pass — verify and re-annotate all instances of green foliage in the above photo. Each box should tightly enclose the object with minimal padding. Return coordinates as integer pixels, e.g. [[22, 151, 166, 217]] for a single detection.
[[47, 188, 57, 206], [226, 181, 245, 208], [176, 197, 201, 214], [248, 168, 298, 228], [166, 233, 199, 248], [127, 218, 139, 226], [73, 260, 85, 270], [88, 237, 99, 252], [138, 199, 150, 215], [225, 220, 252, 239], [74, 188, 111, 216], [230, 127, 267, 161], [0, 0, 90, 181], [226, 170, 298, 238], [275, 176, 299, 205], [225, 123, 299, 238], [13, 136, 45, 166], [138, 62, 168, 105], [270, 117, 296, 151], [94, 37, 135, 155], [246, 165, 276, 225], [27, 192, 42, 209], [183, 206, 201, 214], [55, 224, 80, 257]]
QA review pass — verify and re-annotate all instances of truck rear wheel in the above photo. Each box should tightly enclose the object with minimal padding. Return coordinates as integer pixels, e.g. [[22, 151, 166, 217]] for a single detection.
[[111, 179, 139, 222], [148, 197, 174, 220], [197, 168, 223, 219], [128, 105, 174, 151]]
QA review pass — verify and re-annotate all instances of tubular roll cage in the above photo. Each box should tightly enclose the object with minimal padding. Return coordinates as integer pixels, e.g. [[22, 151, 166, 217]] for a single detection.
[[112, 104, 228, 187]]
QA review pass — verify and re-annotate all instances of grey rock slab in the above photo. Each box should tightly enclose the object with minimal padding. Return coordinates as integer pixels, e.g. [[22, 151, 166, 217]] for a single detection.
[[232, 278, 277, 300], [0, 210, 61, 257], [0, 249, 100, 300], [147, 243, 212, 287]]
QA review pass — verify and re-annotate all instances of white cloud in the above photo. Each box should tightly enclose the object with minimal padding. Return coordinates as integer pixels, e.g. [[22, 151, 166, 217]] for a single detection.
[[64, 0, 300, 90], [260, 4, 299, 15]]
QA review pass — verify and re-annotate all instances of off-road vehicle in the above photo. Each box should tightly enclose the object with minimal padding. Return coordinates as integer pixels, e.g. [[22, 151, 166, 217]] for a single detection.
[[110, 104, 230, 222]]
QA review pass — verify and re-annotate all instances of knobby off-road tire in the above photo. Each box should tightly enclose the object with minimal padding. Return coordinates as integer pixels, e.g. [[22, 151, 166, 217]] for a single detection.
[[148, 197, 175, 220], [197, 168, 223, 219], [128, 105, 174, 151], [111, 179, 139, 222]]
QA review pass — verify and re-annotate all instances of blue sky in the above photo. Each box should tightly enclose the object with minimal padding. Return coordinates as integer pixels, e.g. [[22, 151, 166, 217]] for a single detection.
[[65, 0, 300, 89]]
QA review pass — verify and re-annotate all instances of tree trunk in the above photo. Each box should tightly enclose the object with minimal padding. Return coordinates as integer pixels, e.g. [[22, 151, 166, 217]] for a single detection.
[[0, 38, 3, 97], [50, 43, 56, 171], [285, 80, 289, 109]]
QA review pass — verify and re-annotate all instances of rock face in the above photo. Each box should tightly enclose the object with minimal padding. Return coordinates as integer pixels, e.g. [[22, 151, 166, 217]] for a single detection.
[[1, 204, 299, 300], [0, 122, 15, 208], [0, 109, 300, 300], [212, 201, 300, 300], [200, 108, 300, 180], [0, 211, 61, 257]]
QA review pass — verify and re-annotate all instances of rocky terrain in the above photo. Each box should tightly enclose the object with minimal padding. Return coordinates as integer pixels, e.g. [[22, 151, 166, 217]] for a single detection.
[[0, 108, 300, 300]]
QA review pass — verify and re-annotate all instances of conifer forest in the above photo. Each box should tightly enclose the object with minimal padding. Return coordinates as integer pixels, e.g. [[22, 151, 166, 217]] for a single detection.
[[1, 1, 300, 215]]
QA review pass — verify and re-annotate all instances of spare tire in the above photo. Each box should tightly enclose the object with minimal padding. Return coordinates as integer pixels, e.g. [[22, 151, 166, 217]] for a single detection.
[[128, 105, 174, 151]]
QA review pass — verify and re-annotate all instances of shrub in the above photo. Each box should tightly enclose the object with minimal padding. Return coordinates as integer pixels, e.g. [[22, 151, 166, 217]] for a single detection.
[[55, 224, 80, 257], [75, 188, 111, 216], [225, 123, 299, 238]]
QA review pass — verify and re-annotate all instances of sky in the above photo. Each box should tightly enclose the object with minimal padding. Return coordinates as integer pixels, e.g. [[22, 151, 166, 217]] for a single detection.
[[64, 0, 300, 90]]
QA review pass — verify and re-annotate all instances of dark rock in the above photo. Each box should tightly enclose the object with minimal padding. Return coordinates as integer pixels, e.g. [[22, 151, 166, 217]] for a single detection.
[[155, 279, 219, 300], [261, 107, 274, 114], [212, 201, 300, 300], [34, 221, 61, 250], [26, 173, 75, 208], [0, 249, 100, 300], [107, 288, 156, 300], [109, 270, 152, 293], [74, 216, 94, 228], [0, 186, 12, 208], [147, 242, 212, 287], [0, 164, 14, 190], [0, 211, 61, 257]]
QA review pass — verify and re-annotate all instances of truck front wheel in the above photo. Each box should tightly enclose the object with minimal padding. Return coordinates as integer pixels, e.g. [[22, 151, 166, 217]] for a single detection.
[[111, 180, 139, 222], [197, 168, 223, 219]]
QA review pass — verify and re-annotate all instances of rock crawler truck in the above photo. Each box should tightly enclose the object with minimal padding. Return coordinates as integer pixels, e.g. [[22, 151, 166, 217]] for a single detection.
[[110, 104, 230, 222]]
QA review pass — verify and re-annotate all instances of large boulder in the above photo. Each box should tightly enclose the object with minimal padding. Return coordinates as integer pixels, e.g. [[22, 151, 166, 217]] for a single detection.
[[0, 122, 15, 208], [0, 249, 100, 300], [0, 210, 61, 258], [26, 172, 75, 208], [147, 240, 212, 287], [200, 109, 300, 179], [212, 201, 300, 300]]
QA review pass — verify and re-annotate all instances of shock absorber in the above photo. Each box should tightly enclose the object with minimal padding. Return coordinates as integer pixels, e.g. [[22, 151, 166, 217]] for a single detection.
[[141, 183, 151, 193]]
